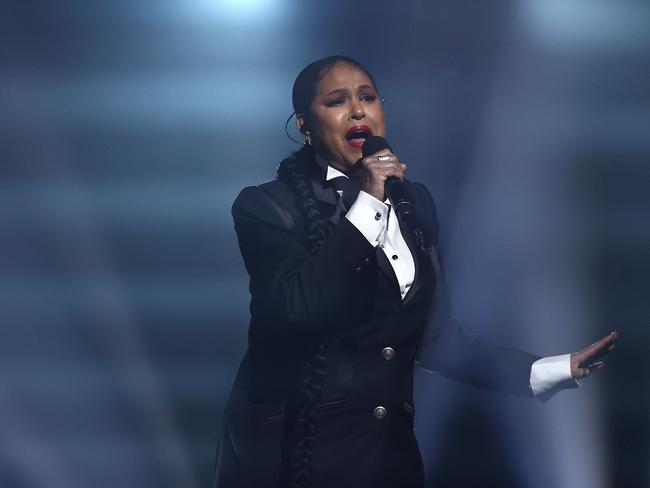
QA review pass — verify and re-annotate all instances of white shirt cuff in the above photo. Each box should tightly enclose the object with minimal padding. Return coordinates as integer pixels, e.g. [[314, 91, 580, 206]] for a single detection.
[[345, 191, 390, 247], [530, 353, 579, 403]]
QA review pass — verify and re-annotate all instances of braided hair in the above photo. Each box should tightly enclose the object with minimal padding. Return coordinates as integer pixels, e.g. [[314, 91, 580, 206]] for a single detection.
[[276, 144, 328, 487], [276, 56, 378, 487]]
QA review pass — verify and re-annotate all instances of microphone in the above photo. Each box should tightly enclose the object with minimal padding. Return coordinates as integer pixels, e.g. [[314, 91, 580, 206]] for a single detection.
[[362, 136, 414, 221]]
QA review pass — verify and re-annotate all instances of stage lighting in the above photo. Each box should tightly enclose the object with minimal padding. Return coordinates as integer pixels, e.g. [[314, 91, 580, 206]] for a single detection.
[[193, 0, 285, 22]]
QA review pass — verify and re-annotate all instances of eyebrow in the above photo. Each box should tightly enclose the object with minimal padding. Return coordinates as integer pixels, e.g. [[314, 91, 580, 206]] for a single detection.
[[324, 84, 376, 97]]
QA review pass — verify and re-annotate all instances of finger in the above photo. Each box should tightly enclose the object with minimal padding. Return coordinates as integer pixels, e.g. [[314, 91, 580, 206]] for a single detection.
[[576, 348, 607, 368], [587, 360, 605, 370], [579, 331, 619, 358], [575, 360, 607, 379], [378, 156, 402, 169], [362, 157, 396, 172], [367, 150, 395, 161], [590, 331, 619, 349], [363, 151, 402, 167], [576, 343, 618, 370], [384, 166, 406, 181], [586, 361, 606, 376], [585, 337, 617, 361], [367, 159, 404, 175]]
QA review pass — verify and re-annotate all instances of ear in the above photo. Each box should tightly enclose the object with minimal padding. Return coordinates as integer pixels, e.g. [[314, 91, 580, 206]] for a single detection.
[[296, 113, 308, 134]]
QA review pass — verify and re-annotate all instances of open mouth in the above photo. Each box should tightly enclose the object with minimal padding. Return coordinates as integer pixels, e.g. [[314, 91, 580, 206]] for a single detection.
[[345, 125, 373, 148]]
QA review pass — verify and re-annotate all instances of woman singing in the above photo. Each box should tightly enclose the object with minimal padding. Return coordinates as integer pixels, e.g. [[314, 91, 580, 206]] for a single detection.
[[214, 56, 617, 488]]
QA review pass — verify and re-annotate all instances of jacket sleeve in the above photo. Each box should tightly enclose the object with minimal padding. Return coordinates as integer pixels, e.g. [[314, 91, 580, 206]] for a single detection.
[[232, 185, 377, 337], [412, 183, 540, 397]]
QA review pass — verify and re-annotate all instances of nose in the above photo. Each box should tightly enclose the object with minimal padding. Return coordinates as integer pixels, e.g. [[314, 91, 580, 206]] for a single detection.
[[349, 99, 365, 120]]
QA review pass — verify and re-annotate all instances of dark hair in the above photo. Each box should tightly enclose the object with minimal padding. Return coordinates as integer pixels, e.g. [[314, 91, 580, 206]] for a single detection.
[[291, 55, 378, 134], [276, 145, 328, 488], [277, 56, 376, 488]]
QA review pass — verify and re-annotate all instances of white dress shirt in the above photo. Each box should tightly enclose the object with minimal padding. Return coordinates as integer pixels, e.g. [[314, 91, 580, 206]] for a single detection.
[[324, 164, 577, 402]]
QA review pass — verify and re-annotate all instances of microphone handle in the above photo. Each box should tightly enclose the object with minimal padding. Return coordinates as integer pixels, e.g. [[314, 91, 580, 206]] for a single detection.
[[385, 176, 414, 221]]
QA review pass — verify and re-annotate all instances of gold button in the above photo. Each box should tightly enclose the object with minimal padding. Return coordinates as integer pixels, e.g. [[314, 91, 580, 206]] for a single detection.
[[381, 347, 395, 361], [373, 406, 387, 420]]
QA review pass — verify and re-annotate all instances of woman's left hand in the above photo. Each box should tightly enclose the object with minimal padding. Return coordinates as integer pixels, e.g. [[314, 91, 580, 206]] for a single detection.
[[570, 330, 619, 379]]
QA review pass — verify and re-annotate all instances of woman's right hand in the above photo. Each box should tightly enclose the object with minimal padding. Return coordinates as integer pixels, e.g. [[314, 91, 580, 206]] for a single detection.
[[356, 150, 407, 202]]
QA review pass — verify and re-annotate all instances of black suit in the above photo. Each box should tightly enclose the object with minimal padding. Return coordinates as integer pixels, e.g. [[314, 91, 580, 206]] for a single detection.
[[214, 161, 539, 488]]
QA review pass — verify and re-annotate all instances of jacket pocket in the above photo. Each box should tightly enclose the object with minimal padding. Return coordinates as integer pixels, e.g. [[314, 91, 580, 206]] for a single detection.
[[265, 397, 351, 423]]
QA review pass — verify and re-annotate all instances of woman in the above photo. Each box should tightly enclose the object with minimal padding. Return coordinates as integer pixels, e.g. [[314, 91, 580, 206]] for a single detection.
[[214, 56, 617, 488]]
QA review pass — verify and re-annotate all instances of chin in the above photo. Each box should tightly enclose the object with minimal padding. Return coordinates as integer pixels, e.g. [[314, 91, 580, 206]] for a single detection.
[[345, 148, 363, 163]]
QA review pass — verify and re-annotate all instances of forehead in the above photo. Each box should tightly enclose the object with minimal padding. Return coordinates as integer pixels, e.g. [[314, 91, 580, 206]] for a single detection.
[[315, 62, 375, 95]]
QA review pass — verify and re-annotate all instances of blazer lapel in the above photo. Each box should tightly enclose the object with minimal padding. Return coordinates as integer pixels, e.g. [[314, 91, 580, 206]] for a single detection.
[[311, 177, 338, 206], [376, 247, 402, 295], [375, 218, 432, 304], [400, 217, 423, 306], [400, 205, 435, 308]]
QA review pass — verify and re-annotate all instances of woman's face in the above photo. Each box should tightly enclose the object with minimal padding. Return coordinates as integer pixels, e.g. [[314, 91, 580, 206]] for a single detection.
[[298, 62, 386, 174]]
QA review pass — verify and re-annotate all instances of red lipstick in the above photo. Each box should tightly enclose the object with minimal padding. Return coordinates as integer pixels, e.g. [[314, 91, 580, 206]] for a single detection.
[[345, 125, 373, 148]]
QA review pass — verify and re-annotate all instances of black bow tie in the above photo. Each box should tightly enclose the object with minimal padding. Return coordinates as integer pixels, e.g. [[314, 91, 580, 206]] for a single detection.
[[328, 176, 361, 210]]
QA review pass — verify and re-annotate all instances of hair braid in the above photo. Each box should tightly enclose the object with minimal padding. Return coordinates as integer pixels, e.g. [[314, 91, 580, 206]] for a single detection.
[[271, 55, 377, 487], [277, 146, 328, 254], [276, 144, 330, 488]]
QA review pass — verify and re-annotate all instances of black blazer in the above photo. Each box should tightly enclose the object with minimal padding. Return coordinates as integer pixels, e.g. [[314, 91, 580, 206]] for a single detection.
[[214, 162, 539, 488]]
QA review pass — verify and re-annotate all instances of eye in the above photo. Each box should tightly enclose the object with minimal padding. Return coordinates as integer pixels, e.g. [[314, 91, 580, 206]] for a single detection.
[[360, 94, 377, 103], [327, 97, 346, 107]]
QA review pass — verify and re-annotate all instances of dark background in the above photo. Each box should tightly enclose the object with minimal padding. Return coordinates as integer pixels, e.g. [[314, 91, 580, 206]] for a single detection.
[[1, 1, 648, 487]]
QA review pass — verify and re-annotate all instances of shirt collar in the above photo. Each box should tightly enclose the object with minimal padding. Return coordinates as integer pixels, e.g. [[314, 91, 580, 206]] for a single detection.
[[326, 165, 348, 181]]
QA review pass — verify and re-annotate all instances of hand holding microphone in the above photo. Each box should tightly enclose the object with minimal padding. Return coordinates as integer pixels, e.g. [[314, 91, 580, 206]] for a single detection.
[[356, 136, 414, 221]]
